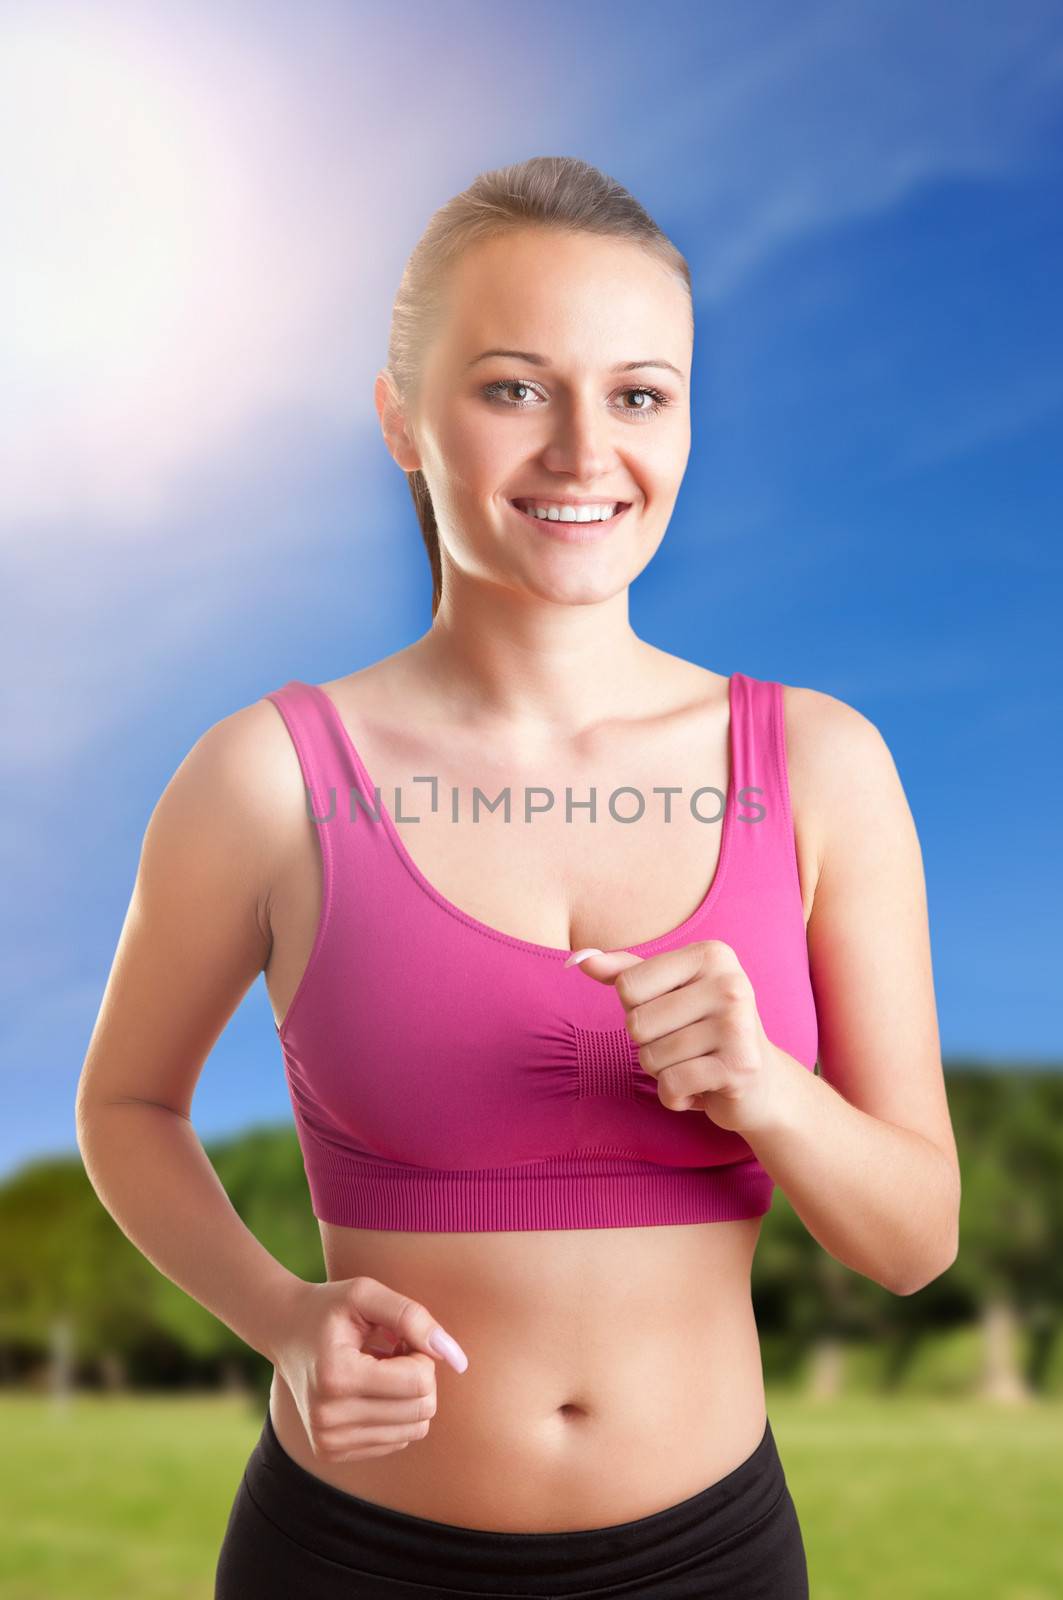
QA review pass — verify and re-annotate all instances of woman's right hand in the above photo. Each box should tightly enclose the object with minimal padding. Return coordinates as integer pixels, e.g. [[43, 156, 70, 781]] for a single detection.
[[270, 1275, 469, 1462]]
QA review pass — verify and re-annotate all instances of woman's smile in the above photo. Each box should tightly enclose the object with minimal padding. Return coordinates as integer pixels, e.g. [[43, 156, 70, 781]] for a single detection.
[[506, 498, 632, 543]]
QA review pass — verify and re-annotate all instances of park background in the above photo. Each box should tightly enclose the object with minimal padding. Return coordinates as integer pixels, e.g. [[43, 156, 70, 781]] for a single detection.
[[2, 1, 1062, 1596]]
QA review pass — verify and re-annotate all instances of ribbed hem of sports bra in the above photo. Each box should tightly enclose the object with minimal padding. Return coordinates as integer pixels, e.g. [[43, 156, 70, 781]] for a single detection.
[[299, 1128, 775, 1230]]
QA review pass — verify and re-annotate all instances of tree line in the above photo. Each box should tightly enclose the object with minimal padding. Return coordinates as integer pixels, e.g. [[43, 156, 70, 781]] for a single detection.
[[1, 1064, 1060, 1403]]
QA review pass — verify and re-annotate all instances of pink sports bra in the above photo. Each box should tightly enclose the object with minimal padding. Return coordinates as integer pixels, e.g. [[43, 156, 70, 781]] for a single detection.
[[263, 672, 817, 1232]]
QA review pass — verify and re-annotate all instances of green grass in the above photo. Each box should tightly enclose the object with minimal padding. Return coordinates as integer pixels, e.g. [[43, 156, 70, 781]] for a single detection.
[[0, 1391, 1060, 1598], [776, 1397, 1063, 1599]]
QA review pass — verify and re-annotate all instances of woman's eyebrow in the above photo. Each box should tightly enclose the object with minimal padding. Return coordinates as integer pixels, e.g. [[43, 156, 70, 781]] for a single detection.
[[466, 348, 685, 380]]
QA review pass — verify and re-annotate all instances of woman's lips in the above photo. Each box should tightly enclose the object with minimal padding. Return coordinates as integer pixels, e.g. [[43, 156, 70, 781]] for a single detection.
[[507, 501, 631, 543]]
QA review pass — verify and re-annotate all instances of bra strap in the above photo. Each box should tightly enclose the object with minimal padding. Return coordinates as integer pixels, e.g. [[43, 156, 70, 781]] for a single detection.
[[264, 680, 350, 826], [728, 673, 804, 910]]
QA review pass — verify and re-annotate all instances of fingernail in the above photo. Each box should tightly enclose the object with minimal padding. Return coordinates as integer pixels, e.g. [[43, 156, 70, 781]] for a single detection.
[[564, 947, 603, 968], [428, 1327, 469, 1373]]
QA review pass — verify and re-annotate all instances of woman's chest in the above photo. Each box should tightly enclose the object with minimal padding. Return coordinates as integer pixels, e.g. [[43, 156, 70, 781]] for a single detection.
[[266, 681, 818, 1173], [270, 702, 735, 1001], [269, 781, 760, 1178], [266, 673, 818, 1039]]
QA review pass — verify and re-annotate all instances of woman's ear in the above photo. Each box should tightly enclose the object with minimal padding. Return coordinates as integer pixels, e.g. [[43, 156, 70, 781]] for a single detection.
[[375, 370, 422, 472]]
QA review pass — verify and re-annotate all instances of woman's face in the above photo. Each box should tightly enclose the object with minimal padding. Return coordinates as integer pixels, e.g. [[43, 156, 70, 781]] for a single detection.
[[385, 226, 693, 607]]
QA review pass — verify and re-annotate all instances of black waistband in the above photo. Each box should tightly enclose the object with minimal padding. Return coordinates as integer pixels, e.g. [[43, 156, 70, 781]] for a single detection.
[[241, 1403, 787, 1594]]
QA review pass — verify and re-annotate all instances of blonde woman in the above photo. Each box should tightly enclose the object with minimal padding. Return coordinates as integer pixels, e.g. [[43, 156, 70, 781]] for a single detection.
[[76, 156, 960, 1598]]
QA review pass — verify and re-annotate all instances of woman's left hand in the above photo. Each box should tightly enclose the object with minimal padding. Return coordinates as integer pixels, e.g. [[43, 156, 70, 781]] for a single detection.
[[567, 939, 781, 1136]]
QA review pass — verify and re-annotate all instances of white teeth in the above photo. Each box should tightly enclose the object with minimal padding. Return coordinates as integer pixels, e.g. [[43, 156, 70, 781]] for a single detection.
[[514, 502, 619, 522]]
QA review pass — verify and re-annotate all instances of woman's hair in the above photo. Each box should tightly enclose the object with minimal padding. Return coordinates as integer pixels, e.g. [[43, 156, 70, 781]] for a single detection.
[[383, 155, 693, 618]]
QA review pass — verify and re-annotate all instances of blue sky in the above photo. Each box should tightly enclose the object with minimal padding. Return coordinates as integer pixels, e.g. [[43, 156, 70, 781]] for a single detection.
[[2, 0, 1061, 1180]]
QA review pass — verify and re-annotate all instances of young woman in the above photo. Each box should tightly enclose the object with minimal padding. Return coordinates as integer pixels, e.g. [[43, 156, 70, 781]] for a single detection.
[[76, 156, 960, 1598]]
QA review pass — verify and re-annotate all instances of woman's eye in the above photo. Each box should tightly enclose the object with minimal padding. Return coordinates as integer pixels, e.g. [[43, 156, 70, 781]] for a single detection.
[[482, 379, 670, 418], [619, 387, 669, 415], [484, 380, 539, 405]]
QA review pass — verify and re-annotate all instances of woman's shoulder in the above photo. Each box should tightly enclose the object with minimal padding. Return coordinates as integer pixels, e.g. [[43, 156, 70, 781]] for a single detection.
[[161, 690, 298, 813], [169, 692, 306, 866], [777, 676, 893, 777], [129, 692, 303, 980], [775, 677, 900, 923]]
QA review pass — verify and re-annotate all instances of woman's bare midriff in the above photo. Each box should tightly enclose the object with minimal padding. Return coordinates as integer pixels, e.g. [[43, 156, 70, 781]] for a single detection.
[[259, 647, 818, 1532], [269, 1218, 766, 1532]]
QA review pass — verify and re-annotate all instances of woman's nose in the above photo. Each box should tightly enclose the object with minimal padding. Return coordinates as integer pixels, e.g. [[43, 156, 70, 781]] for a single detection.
[[541, 396, 616, 480]]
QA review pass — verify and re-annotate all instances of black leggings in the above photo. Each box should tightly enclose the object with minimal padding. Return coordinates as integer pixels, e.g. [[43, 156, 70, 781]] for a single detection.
[[215, 1405, 809, 1598]]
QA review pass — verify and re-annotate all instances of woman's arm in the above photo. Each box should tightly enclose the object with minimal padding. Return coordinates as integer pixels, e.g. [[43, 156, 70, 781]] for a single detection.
[[75, 699, 310, 1364], [742, 685, 961, 1296]]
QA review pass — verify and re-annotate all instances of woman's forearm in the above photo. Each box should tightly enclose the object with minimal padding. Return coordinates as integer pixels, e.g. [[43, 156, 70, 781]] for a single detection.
[[741, 1044, 961, 1296], [76, 1097, 310, 1364]]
